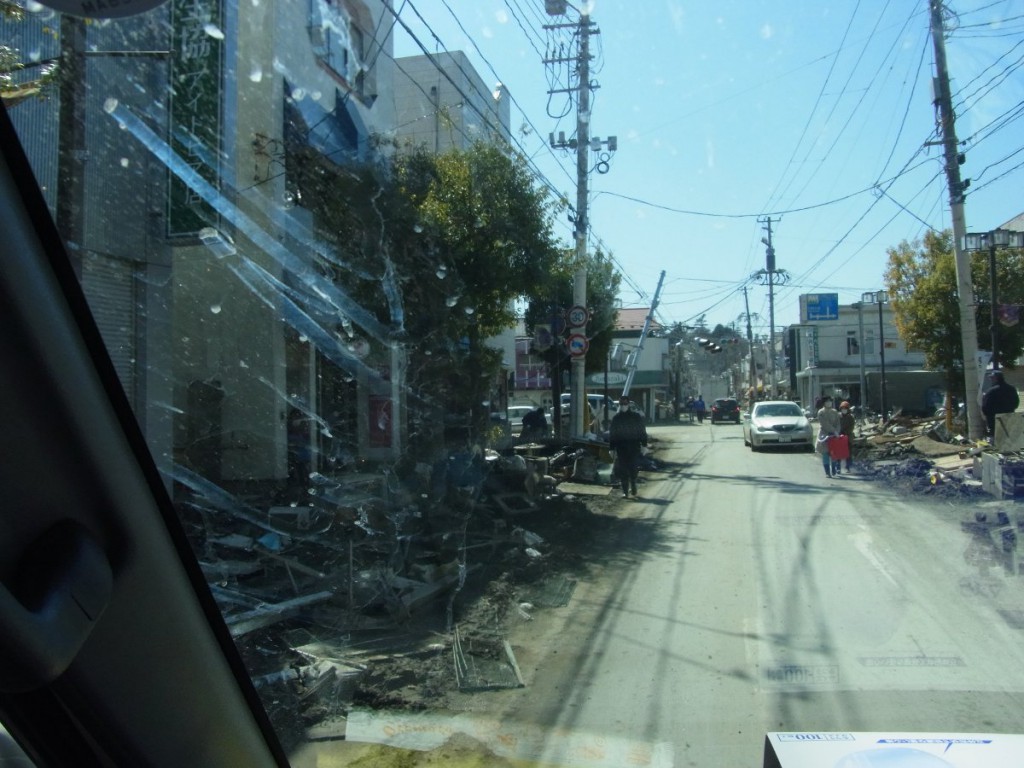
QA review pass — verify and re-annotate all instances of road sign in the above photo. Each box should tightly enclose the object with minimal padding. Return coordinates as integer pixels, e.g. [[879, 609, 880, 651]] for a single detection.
[[566, 333, 589, 357], [567, 305, 589, 328]]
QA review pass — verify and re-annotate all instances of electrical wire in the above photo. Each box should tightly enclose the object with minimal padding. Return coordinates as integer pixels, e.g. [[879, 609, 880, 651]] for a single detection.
[[760, 0, 864, 215], [386, 1, 578, 203]]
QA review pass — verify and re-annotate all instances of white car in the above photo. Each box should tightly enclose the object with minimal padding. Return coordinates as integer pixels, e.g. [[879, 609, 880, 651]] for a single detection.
[[742, 401, 814, 452]]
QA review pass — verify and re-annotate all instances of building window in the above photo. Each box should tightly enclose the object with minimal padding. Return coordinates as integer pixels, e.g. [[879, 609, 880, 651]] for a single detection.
[[846, 332, 859, 356], [862, 330, 875, 355]]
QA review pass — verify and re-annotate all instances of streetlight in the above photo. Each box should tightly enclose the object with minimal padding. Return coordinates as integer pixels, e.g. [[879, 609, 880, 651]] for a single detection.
[[853, 301, 867, 411], [861, 290, 889, 420], [962, 229, 1024, 371]]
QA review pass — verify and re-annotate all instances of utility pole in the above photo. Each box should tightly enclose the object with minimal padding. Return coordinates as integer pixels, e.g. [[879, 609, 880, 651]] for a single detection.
[[754, 217, 788, 399], [930, 0, 984, 440], [545, 8, 615, 437], [742, 287, 756, 401]]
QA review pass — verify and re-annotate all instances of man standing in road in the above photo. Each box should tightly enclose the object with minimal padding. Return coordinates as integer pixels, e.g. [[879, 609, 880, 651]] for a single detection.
[[609, 395, 648, 498], [982, 370, 1020, 441]]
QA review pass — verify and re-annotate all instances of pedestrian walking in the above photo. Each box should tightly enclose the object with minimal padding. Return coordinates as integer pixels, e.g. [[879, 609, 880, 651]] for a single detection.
[[838, 400, 855, 473], [981, 370, 1020, 441], [816, 396, 842, 478], [609, 395, 648, 498], [693, 395, 706, 424]]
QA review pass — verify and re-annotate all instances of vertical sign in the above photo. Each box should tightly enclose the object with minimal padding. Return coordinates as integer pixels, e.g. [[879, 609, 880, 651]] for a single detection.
[[169, 0, 223, 237]]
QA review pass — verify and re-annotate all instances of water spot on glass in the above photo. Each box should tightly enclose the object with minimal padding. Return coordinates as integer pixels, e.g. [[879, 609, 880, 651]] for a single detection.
[[436, 265, 447, 279], [102, 97, 119, 114], [465, 307, 476, 315], [119, 158, 130, 168], [25, 1, 45, 11], [282, 190, 295, 208], [239, 360, 250, 369], [291, 87, 306, 101], [413, 223, 424, 233], [445, 295, 459, 307], [210, 304, 222, 314], [249, 65, 263, 83], [310, 90, 322, 101], [298, 334, 308, 342], [181, 336, 190, 343], [308, 488, 318, 496], [28, 49, 41, 62], [424, 350, 432, 356], [203, 24, 225, 40]]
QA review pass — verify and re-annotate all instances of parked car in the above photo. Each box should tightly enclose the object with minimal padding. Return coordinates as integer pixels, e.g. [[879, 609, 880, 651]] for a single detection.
[[710, 397, 741, 424], [742, 400, 814, 451], [559, 393, 615, 428]]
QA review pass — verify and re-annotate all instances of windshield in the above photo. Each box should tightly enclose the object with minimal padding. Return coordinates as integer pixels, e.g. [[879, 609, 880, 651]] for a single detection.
[[4, 1, 1024, 766], [755, 403, 804, 418]]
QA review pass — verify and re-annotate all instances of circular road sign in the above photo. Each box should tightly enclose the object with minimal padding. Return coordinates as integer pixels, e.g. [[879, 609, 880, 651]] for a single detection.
[[567, 305, 589, 328], [566, 333, 589, 357]]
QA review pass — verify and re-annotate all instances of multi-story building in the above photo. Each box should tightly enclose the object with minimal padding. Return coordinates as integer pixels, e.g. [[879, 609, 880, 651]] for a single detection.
[[391, 51, 510, 151], [785, 294, 928, 411]]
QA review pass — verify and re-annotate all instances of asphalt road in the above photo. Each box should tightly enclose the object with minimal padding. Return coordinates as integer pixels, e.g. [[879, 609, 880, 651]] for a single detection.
[[499, 420, 1024, 767]]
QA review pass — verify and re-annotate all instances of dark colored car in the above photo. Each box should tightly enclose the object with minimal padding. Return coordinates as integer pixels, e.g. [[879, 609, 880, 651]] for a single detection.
[[710, 397, 741, 424]]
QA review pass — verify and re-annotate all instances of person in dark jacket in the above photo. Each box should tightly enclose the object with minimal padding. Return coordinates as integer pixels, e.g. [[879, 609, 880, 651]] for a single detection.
[[520, 406, 549, 442], [838, 400, 856, 473], [609, 395, 649, 498], [982, 370, 1020, 439]]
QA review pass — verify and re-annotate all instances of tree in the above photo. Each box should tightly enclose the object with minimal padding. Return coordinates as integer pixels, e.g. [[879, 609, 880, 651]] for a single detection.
[[524, 246, 621, 371], [1, 3, 59, 108], [884, 229, 1024, 398], [286, 139, 564, 448]]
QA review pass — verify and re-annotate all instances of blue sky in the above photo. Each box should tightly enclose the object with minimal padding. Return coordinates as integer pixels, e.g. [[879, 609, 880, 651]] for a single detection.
[[392, 1, 1024, 339]]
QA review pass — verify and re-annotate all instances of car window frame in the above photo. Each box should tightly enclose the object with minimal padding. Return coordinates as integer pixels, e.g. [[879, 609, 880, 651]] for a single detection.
[[0, 100, 286, 768]]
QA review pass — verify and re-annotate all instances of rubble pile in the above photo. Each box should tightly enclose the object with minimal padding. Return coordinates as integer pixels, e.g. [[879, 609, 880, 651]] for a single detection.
[[850, 411, 1024, 500], [172, 437, 637, 749]]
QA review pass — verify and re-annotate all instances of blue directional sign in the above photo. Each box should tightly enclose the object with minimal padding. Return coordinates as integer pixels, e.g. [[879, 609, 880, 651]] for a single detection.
[[803, 293, 839, 322]]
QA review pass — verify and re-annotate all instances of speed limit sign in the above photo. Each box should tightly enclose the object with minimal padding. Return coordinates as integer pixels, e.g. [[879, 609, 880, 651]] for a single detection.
[[567, 305, 589, 328]]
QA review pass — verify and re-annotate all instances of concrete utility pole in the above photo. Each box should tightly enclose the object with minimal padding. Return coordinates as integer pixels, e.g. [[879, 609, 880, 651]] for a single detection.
[[545, 9, 614, 437], [742, 287, 756, 399], [622, 271, 666, 399], [754, 217, 788, 398], [930, 0, 984, 440], [570, 14, 592, 438]]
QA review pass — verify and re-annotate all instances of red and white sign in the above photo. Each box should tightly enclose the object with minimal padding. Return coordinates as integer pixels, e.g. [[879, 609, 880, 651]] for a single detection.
[[567, 305, 589, 328], [566, 333, 589, 357]]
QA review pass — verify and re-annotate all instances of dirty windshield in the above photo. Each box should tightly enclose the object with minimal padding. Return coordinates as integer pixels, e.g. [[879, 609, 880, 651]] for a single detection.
[[5, 0, 1024, 765]]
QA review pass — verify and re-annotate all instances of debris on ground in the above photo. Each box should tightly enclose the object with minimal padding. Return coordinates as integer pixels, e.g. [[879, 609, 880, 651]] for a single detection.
[[173, 430, 648, 750]]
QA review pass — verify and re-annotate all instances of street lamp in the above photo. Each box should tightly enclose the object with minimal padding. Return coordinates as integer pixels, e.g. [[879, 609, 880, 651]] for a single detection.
[[961, 229, 1024, 371], [861, 290, 889, 419], [853, 301, 867, 410]]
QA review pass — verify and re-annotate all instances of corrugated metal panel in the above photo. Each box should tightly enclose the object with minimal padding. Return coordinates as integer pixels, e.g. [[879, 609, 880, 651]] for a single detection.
[[81, 255, 137, 404]]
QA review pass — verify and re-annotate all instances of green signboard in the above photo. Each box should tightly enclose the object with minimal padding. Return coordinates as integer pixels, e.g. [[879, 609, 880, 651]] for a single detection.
[[168, 0, 223, 237]]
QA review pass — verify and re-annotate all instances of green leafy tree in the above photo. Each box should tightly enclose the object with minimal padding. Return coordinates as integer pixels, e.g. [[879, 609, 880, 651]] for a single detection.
[[523, 246, 622, 405], [884, 229, 1024, 397], [1, 3, 59, 108], [287, 140, 563, 448]]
